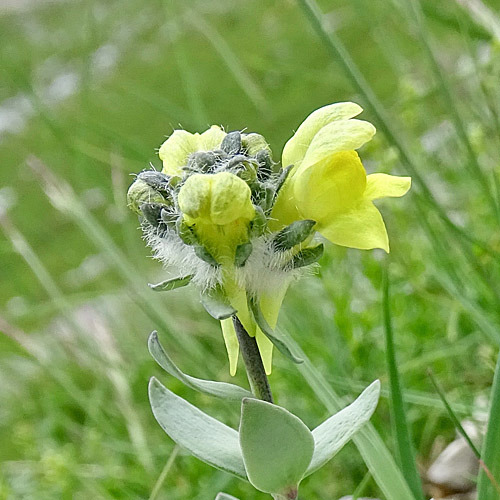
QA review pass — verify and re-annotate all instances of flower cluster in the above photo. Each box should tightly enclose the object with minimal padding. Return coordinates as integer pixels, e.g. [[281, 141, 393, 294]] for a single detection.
[[127, 103, 411, 375]]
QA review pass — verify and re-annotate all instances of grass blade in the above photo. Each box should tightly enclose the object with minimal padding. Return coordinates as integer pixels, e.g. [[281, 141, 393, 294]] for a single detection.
[[0, 214, 154, 470], [427, 369, 481, 458], [282, 332, 416, 500], [477, 352, 500, 499], [454, 0, 500, 41], [174, 44, 210, 128], [383, 269, 425, 500], [352, 470, 372, 500], [427, 368, 500, 496], [405, 0, 499, 222]]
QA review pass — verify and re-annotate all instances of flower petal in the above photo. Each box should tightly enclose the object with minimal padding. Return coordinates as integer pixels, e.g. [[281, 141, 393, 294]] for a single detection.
[[282, 102, 363, 168], [255, 328, 273, 376], [298, 119, 376, 174], [255, 287, 288, 375], [221, 318, 239, 376], [177, 173, 212, 220], [365, 174, 411, 200], [159, 130, 198, 176], [294, 151, 367, 222], [198, 125, 226, 151], [318, 199, 389, 252], [210, 172, 254, 225], [228, 288, 256, 337], [269, 182, 301, 228], [178, 172, 254, 225]]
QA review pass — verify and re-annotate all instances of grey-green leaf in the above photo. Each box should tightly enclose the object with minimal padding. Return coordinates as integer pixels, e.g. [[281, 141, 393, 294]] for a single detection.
[[274, 165, 293, 196], [305, 380, 381, 477], [148, 331, 253, 401], [250, 206, 267, 236], [289, 244, 324, 269], [248, 299, 303, 364], [194, 245, 219, 266], [176, 219, 198, 246], [201, 286, 237, 320], [215, 494, 240, 500], [148, 275, 193, 292], [235, 241, 253, 267], [272, 219, 316, 251], [239, 398, 314, 494], [148, 377, 247, 480], [140, 202, 164, 227]]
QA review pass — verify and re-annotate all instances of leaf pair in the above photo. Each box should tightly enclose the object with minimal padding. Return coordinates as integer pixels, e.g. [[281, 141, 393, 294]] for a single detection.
[[149, 375, 380, 497]]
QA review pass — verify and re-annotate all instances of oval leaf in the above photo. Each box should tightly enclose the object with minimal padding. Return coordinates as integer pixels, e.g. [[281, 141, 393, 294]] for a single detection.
[[149, 377, 247, 480], [148, 275, 193, 292], [215, 494, 240, 500], [148, 331, 253, 400], [239, 398, 314, 494], [305, 380, 381, 477]]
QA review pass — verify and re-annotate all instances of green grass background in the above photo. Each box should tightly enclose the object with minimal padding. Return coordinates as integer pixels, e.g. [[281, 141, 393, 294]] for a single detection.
[[1, 0, 500, 498]]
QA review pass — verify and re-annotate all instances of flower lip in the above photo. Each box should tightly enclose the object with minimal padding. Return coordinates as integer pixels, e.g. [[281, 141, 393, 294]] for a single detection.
[[178, 172, 255, 226], [282, 102, 364, 169]]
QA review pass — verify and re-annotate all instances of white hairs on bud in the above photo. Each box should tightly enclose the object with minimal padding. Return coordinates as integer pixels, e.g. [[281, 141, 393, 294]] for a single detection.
[[142, 226, 317, 297], [235, 235, 303, 297], [143, 225, 222, 291]]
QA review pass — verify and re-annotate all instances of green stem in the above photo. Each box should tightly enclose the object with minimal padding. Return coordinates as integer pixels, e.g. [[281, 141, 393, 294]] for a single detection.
[[233, 316, 274, 403]]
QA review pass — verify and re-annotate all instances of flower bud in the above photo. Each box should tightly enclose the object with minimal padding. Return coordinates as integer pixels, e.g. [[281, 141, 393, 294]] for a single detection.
[[228, 155, 258, 183], [255, 149, 273, 180], [127, 179, 169, 215], [220, 131, 242, 155], [136, 170, 171, 195], [140, 202, 163, 227], [187, 151, 217, 173], [242, 133, 271, 157]]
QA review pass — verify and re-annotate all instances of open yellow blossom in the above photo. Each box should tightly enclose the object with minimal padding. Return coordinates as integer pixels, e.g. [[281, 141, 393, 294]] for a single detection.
[[272, 102, 411, 252]]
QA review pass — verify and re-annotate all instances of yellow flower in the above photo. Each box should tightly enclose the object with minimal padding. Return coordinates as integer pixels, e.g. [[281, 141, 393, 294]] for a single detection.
[[177, 172, 255, 261], [159, 126, 226, 177], [130, 107, 411, 377], [272, 103, 411, 252]]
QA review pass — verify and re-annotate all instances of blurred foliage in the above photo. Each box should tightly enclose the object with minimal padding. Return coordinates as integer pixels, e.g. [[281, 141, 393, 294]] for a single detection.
[[1, 0, 500, 498]]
